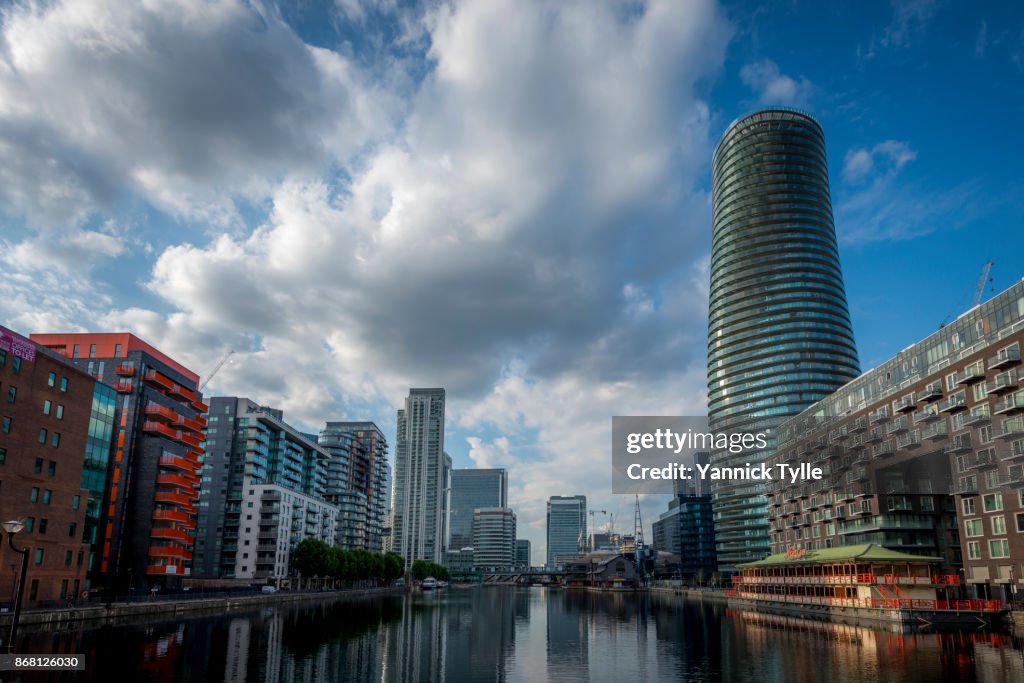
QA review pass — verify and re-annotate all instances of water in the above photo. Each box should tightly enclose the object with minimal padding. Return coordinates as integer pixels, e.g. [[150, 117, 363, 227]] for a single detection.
[[10, 588, 1024, 682]]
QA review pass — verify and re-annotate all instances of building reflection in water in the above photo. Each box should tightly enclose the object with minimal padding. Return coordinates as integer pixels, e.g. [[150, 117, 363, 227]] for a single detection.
[[9, 589, 1024, 682]]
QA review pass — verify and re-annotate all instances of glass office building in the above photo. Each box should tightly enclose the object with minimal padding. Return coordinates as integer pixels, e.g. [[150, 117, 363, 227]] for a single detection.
[[448, 468, 508, 551], [707, 109, 860, 571]]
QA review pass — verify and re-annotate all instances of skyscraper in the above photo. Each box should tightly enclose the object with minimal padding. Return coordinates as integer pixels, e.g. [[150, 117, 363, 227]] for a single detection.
[[319, 421, 391, 552], [707, 109, 859, 571], [546, 495, 586, 569], [448, 468, 508, 550], [391, 388, 448, 566], [472, 507, 516, 570]]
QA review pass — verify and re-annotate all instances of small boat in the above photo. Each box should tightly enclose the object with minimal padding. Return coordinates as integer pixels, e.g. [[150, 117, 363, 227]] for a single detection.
[[422, 577, 438, 591]]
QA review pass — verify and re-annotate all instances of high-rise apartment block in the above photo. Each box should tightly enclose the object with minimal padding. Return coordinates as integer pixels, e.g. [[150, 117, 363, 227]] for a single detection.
[[768, 280, 1024, 600], [391, 388, 449, 566], [31, 333, 207, 590], [0, 327, 117, 606], [449, 468, 508, 551], [546, 495, 586, 569], [319, 421, 390, 552], [193, 398, 336, 580], [707, 109, 860, 571]]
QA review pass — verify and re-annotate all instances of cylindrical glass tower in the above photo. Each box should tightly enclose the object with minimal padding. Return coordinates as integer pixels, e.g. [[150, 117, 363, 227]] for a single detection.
[[707, 109, 860, 571]]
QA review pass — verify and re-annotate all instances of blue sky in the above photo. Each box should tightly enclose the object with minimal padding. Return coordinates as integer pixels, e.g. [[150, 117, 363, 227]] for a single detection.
[[0, 0, 1022, 562]]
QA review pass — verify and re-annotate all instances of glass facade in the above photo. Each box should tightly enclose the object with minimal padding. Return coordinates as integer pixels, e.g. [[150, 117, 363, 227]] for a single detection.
[[83, 383, 117, 586], [448, 468, 508, 551], [708, 109, 860, 571], [546, 495, 586, 568]]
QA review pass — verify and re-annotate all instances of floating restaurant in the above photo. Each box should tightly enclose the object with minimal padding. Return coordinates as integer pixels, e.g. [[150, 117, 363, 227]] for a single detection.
[[726, 544, 1007, 630]]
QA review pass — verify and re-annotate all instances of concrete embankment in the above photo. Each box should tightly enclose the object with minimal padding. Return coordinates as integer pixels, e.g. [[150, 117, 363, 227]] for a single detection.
[[0, 587, 402, 631], [649, 586, 731, 603]]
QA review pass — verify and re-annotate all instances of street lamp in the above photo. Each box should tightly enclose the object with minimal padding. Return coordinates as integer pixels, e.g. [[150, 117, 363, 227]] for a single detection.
[[2, 519, 29, 654]]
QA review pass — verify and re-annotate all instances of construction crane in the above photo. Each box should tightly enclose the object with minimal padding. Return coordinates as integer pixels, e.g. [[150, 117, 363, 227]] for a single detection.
[[588, 510, 607, 552], [973, 260, 995, 307], [199, 350, 235, 392], [940, 261, 994, 328]]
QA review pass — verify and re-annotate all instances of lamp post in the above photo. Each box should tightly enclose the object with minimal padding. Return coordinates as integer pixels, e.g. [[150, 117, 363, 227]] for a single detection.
[[2, 519, 29, 654]]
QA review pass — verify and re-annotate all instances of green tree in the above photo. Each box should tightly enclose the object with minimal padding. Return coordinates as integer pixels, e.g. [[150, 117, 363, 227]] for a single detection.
[[292, 538, 333, 577]]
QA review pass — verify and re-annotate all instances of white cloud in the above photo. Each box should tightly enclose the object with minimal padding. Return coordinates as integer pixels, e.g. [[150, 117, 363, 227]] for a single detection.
[[739, 59, 813, 107], [842, 140, 917, 185], [881, 0, 938, 49], [1, 0, 733, 560]]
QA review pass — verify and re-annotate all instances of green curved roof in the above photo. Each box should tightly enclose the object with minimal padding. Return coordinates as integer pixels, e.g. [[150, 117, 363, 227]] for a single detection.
[[737, 544, 941, 568]]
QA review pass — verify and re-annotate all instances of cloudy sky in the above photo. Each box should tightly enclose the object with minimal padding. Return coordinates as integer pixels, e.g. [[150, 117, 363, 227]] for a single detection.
[[2, 0, 1023, 563]]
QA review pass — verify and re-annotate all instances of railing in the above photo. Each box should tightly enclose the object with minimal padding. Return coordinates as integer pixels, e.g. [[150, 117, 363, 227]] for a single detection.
[[729, 592, 1007, 612]]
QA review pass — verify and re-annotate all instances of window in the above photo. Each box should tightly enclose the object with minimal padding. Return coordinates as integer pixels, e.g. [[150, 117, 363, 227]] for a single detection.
[[76, 552, 83, 567], [72, 495, 80, 511], [6, 386, 15, 403], [42, 489, 52, 505], [88, 344, 96, 358], [38, 519, 47, 534], [65, 551, 73, 566], [34, 548, 43, 565], [0, 447, 5, 464], [992, 515, 1007, 535], [1016, 512, 1024, 532], [59, 377, 68, 392], [72, 344, 80, 359], [962, 498, 976, 516], [51, 432, 60, 448], [989, 539, 1010, 558], [983, 493, 1004, 513], [38, 428, 47, 443], [967, 541, 982, 560], [30, 487, 39, 502], [34, 458, 42, 473], [56, 405, 63, 420], [48, 461, 56, 476], [920, 496, 934, 511], [2, 416, 10, 433], [69, 523, 77, 537], [114, 344, 122, 358], [47, 371, 56, 387], [965, 519, 984, 537], [12, 357, 20, 373], [29, 580, 38, 600], [43, 399, 51, 415]]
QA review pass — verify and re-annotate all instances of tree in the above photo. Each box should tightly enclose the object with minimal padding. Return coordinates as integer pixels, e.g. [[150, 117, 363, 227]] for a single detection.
[[292, 539, 333, 577]]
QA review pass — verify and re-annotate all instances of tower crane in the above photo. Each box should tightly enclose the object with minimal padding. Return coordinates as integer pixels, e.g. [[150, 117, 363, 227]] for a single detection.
[[940, 261, 994, 328], [199, 350, 236, 392], [588, 510, 608, 552]]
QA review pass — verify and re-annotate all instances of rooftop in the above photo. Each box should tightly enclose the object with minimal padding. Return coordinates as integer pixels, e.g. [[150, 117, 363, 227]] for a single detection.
[[737, 544, 941, 568]]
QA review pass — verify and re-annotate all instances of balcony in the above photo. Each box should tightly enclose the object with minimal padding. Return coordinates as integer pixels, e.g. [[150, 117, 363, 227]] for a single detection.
[[174, 415, 205, 434], [115, 362, 136, 376], [1001, 466, 1024, 487], [998, 417, 1024, 441], [829, 426, 849, 443], [939, 394, 967, 414], [114, 379, 133, 393], [922, 422, 948, 440], [152, 509, 193, 524], [944, 434, 973, 454], [987, 370, 1019, 395], [872, 440, 894, 458], [914, 406, 941, 424], [896, 430, 921, 449], [150, 527, 195, 544], [865, 427, 884, 444], [144, 369, 175, 391], [967, 449, 998, 470], [145, 402, 179, 423], [962, 407, 991, 428], [893, 394, 916, 413], [952, 478, 979, 495], [988, 345, 1021, 371], [994, 391, 1024, 415], [887, 416, 909, 435], [157, 472, 198, 489], [869, 407, 889, 424], [919, 382, 943, 402], [149, 546, 192, 561], [850, 417, 869, 433], [956, 361, 986, 386], [154, 490, 198, 511]]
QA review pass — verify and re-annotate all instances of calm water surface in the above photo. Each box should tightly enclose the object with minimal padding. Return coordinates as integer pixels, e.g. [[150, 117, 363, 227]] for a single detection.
[[11, 588, 1024, 682]]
